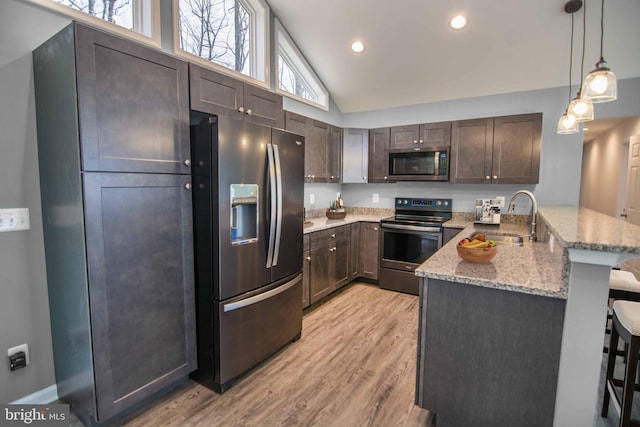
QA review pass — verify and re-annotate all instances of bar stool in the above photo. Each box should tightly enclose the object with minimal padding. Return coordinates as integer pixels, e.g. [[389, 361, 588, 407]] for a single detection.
[[602, 300, 640, 426], [610, 269, 640, 301]]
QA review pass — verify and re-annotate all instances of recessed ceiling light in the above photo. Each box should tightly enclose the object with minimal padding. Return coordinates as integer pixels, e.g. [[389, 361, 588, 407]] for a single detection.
[[450, 15, 467, 30], [351, 40, 365, 53]]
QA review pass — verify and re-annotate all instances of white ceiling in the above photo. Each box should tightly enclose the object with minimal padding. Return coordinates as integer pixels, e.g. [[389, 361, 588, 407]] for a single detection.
[[268, 0, 640, 113]]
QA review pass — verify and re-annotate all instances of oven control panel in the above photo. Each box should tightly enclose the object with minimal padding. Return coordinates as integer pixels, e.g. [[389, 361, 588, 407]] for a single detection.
[[395, 198, 451, 210]]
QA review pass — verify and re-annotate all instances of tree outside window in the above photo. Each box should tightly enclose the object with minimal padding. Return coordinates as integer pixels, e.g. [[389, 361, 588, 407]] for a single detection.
[[56, 0, 134, 30], [178, 0, 251, 76], [278, 54, 313, 102]]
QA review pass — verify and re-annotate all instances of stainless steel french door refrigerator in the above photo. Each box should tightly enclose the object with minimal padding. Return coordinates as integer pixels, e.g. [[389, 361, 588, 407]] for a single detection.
[[190, 115, 304, 393]]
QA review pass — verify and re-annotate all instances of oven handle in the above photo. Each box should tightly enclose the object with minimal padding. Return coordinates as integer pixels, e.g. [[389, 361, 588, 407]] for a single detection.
[[381, 223, 442, 233]]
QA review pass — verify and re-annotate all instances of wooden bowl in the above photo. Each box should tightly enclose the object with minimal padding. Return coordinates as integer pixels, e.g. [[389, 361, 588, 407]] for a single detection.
[[456, 244, 498, 263], [326, 209, 347, 220]]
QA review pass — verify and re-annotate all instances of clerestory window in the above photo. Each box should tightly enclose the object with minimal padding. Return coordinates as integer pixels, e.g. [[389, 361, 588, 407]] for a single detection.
[[176, 0, 268, 83], [275, 19, 328, 110]]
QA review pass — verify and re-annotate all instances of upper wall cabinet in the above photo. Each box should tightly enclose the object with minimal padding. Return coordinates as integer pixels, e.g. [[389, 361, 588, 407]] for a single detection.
[[368, 128, 390, 183], [450, 113, 542, 184], [284, 111, 342, 183], [190, 64, 284, 128], [343, 128, 369, 183], [72, 23, 190, 174], [390, 122, 451, 149]]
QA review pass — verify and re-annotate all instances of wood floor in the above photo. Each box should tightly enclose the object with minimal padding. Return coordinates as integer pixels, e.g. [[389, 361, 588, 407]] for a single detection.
[[114, 282, 430, 426]]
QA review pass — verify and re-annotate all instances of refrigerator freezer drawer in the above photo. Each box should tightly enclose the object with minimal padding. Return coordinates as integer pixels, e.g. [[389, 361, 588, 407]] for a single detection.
[[215, 273, 302, 392]]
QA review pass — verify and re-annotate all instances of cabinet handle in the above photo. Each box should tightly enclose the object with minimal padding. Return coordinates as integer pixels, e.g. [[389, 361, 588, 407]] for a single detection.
[[238, 106, 245, 113], [492, 175, 498, 180], [331, 234, 336, 238], [306, 256, 311, 261], [485, 176, 491, 180], [374, 227, 378, 231], [184, 159, 191, 166], [331, 175, 335, 179], [419, 139, 424, 144], [184, 183, 192, 190], [246, 109, 252, 115], [413, 140, 418, 144], [384, 176, 388, 180]]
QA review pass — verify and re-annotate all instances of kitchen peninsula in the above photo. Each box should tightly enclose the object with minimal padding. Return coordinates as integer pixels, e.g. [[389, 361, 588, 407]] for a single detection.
[[416, 206, 640, 426]]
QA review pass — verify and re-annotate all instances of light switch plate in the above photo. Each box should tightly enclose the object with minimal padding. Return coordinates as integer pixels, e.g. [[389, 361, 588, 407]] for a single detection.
[[372, 193, 379, 203], [0, 208, 30, 232]]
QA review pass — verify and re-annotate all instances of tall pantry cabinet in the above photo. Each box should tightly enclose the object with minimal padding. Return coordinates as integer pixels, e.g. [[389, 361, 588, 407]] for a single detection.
[[33, 23, 196, 424]]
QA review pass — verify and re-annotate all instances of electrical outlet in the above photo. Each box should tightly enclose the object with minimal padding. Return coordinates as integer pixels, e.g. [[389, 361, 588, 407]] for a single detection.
[[0, 208, 30, 232], [8, 344, 29, 371], [309, 194, 315, 205], [549, 234, 555, 254], [372, 193, 379, 203]]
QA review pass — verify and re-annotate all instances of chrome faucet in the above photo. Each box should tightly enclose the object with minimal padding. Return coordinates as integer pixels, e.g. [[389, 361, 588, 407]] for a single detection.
[[507, 190, 538, 241]]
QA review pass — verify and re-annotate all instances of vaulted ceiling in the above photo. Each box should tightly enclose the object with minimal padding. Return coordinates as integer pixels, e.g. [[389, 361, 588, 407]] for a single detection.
[[268, 0, 640, 113]]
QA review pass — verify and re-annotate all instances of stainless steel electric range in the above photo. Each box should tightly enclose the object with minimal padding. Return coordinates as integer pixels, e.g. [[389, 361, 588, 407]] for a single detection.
[[379, 197, 452, 295]]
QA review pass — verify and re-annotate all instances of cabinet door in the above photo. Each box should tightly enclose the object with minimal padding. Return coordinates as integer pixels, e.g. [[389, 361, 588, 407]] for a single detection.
[[492, 113, 542, 184], [359, 223, 380, 280], [243, 83, 284, 128], [420, 122, 452, 147], [75, 24, 190, 174], [189, 63, 244, 120], [450, 118, 494, 183], [333, 236, 351, 289], [327, 125, 342, 183], [343, 128, 369, 183], [83, 172, 196, 421], [309, 245, 332, 304], [390, 124, 420, 149], [368, 128, 390, 183], [307, 120, 329, 182], [350, 223, 361, 279]]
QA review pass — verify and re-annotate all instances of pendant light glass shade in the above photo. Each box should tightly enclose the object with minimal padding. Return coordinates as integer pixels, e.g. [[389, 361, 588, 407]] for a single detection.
[[568, 90, 594, 121], [557, 110, 579, 134], [581, 59, 617, 102]]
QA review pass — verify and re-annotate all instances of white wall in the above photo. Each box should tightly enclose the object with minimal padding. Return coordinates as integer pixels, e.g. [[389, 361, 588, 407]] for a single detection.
[[580, 116, 640, 217]]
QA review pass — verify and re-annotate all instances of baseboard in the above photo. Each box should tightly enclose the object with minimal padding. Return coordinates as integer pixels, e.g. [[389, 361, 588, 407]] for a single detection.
[[10, 384, 59, 404]]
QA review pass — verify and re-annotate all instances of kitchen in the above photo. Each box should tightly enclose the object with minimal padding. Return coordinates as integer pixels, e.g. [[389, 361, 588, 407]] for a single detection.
[[1, 0, 640, 426]]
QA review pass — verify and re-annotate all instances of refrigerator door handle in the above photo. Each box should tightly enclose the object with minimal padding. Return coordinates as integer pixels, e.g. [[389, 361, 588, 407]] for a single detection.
[[272, 144, 283, 266], [222, 273, 302, 312], [266, 144, 277, 268]]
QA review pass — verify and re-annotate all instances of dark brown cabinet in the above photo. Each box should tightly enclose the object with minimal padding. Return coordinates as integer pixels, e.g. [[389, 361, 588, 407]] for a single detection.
[[328, 124, 342, 183], [368, 127, 390, 183], [450, 113, 541, 184], [74, 23, 190, 174], [33, 23, 196, 425], [303, 235, 310, 309], [389, 122, 451, 150], [307, 225, 351, 304], [358, 222, 380, 280], [190, 63, 284, 128], [284, 111, 343, 183], [342, 128, 369, 183], [350, 223, 361, 280]]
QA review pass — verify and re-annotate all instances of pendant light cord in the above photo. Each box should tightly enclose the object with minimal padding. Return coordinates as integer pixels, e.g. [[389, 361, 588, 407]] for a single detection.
[[568, 12, 574, 102], [599, 0, 605, 60], [580, 0, 586, 85]]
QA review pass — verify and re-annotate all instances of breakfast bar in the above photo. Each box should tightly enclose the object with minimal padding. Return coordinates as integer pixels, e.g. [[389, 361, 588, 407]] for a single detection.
[[416, 206, 640, 426]]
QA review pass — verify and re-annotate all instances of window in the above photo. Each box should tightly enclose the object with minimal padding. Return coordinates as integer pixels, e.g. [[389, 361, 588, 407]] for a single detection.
[[25, 0, 158, 42], [275, 19, 328, 110], [176, 0, 268, 82]]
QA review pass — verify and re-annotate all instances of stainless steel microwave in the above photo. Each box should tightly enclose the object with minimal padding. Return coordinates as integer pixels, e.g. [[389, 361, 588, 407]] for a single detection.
[[388, 147, 449, 181]]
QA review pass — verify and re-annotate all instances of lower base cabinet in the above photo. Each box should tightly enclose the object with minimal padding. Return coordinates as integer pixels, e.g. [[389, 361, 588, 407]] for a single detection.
[[303, 222, 380, 308]]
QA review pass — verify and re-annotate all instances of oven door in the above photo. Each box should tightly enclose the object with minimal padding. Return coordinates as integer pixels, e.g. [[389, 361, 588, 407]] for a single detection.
[[380, 223, 442, 272]]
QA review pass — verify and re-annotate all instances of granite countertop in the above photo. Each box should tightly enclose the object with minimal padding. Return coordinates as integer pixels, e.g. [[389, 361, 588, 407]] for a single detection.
[[416, 225, 566, 299], [538, 206, 640, 254], [303, 213, 390, 234]]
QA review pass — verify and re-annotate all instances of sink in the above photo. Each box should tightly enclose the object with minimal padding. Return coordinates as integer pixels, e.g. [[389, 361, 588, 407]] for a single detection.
[[474, 233, 526, 247]]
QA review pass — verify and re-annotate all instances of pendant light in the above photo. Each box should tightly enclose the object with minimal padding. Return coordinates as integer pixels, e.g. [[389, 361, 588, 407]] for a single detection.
[[557, 1, 581, 135], [581, 0, 617, 102], [568, 0, 594, 121]]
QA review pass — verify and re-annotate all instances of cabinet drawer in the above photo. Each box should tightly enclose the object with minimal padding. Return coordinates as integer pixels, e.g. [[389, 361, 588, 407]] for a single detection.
[[310, 225, 349, 249]]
